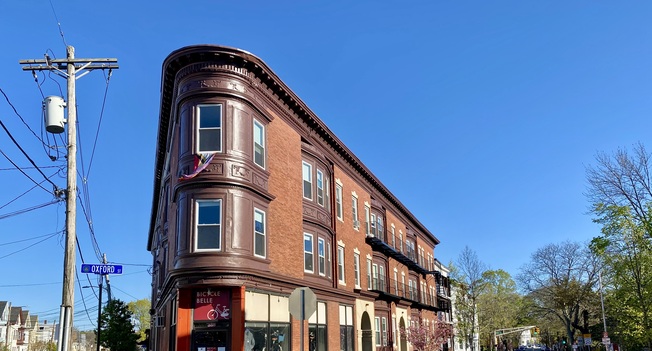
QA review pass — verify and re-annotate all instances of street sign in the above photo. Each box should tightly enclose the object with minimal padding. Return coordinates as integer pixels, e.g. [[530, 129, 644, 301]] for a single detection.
[[81, 264, 123, 275], [602, 338, 610, 345], [289, 287, 316, 320]]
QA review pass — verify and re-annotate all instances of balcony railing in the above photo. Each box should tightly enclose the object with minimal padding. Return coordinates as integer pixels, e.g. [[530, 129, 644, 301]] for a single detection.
[[369, 277, 388, 293]]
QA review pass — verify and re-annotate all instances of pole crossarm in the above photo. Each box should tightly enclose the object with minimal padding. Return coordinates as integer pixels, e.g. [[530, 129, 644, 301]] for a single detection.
[[494, 326, 537, 337]]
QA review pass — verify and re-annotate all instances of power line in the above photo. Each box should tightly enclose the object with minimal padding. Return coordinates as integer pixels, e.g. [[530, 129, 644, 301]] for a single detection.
[[0, 111, 60, 193], [0, 231, 62, 246], [47, 0, 68, 48], [0, 168, 62, 210], [0, 165, 62, 171], [0, 199, 62, 220], [0, 148, 53, 194], [0, 231, 60, 260], [0, 87, 48, 146], [86, 69, 113, 178], [0, 281, 60, 288]]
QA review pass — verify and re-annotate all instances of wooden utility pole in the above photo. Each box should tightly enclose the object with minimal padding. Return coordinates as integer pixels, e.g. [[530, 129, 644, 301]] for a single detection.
[[19, 46, 118, 351]]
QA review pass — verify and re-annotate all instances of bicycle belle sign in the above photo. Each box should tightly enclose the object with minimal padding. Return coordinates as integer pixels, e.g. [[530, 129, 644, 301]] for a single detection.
[[194, 289, 231, 321]]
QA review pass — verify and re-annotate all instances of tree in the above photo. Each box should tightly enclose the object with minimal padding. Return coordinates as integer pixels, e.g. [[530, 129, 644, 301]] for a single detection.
[[127, 298, 151, 341], [29, 341, 56, 351], [517, 241, 600, 350], [590, 204, 652, 350], [477, 270, 521, 350], [98, 299, 139, 351], [586, 142, 652, 238], [452, 246, 488, 351], [401, 320, 454, 351]]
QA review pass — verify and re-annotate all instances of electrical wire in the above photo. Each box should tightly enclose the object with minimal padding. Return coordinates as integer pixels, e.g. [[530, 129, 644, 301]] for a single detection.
[[0, 165, 61, 171], [108, 262, 151, 267], [0, 115, 60, 193], [0, 281, 60, 288], [75, 269, 98, 327], [0, 199, 61, 220], [0, 231, 62, 246], [0, 231, 60, 260], [77, 192, 103, 261], [0, 148, 53, 195], [86, 69, 112, 178], [111, 285, 139, 300], [0, 168, 62, 210], [0, 87, 48, 146], [47, 0, 68, 48]]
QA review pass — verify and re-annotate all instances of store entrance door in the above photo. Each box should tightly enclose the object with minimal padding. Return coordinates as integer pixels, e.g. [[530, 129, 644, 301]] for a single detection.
[[192, 326, 229, 351]]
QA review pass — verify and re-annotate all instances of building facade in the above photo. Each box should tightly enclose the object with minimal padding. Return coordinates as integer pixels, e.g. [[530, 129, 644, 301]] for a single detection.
[[148, 45, 451, 351]]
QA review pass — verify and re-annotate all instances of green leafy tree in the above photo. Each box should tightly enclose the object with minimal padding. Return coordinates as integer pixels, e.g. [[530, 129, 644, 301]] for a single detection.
[[590, 204, 652, 350], [477, 269, 521, 350], [517, 241, 600, 350], [98, 299, 139, 351], [127, 298, 151, 341]]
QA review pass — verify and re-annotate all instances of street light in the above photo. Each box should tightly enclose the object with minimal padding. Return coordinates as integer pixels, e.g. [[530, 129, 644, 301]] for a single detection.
[[82, 284, 103, 351]]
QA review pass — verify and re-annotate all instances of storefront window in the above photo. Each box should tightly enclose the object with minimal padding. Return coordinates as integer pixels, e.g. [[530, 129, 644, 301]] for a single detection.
[[245, 322, 290, 351]]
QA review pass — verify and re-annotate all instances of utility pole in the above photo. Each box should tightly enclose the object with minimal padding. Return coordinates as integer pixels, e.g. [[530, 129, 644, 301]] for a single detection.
[[19, 46, 118, 351]]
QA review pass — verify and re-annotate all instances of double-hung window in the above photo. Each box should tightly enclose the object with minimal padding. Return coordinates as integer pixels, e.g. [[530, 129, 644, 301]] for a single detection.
[[197, 105, 222, 152], [381, 317, 388, 346], [364, 206, 370, 235], [302, 162, 313, 200], [337, 245, 345, 284], [254, 209, 266, 258], [353, 253, 360, 288], [253, 119, 265, 168], [304, 234, 314, 273], [318, 238, 326, 276], [375, 317, 381, 346], [352, 196, 359, 229], [335, 185, 343, 220], [317, 170, 325, 206], [195, 200, 221, 251], [366, 258, 372, 290]]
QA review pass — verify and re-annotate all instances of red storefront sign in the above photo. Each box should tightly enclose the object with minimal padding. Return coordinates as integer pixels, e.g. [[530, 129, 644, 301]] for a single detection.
[[194, 289, 231, 321]]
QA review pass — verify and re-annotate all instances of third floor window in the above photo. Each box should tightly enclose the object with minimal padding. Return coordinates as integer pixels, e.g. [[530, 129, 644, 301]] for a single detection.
[[253, 119, 265, 168], [196, 104, 222, 153]]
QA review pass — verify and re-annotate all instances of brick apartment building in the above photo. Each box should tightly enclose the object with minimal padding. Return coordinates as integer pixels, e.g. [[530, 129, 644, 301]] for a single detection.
[[147, 45, 452, 351]]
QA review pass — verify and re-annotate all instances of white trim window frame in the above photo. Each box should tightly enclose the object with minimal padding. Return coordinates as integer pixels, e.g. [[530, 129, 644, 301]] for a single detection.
[[367, 258, 372, 290], [253, 208, 266, 258], [195, 199, 222, 251], [338, 245, 346, 285], [302, 161, 313, 200], [253, 119, 265, 169], [352, 196, 359, 230], [353, 253, 360, 288], [196, 104, 222, 153], [304, 233, 314, 273], [364, 205, 371, 235], [336, 184, 343, 221], [317, 170, 325, 206], [318, 238, 326, 276], [375, 317, 381, 346], [382, 317, 388, 346]]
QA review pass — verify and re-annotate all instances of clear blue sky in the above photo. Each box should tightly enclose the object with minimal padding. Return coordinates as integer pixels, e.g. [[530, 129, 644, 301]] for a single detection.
[[1, 1, 651, 330]]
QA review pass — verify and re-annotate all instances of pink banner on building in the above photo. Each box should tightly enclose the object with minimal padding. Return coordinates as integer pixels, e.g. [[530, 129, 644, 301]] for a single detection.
[[194, 289, 231, 321]]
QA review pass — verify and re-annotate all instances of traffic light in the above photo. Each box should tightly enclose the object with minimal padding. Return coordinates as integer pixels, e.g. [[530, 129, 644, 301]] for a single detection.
[[534, 327, 540, 335], [562, 337, 567, 345]]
